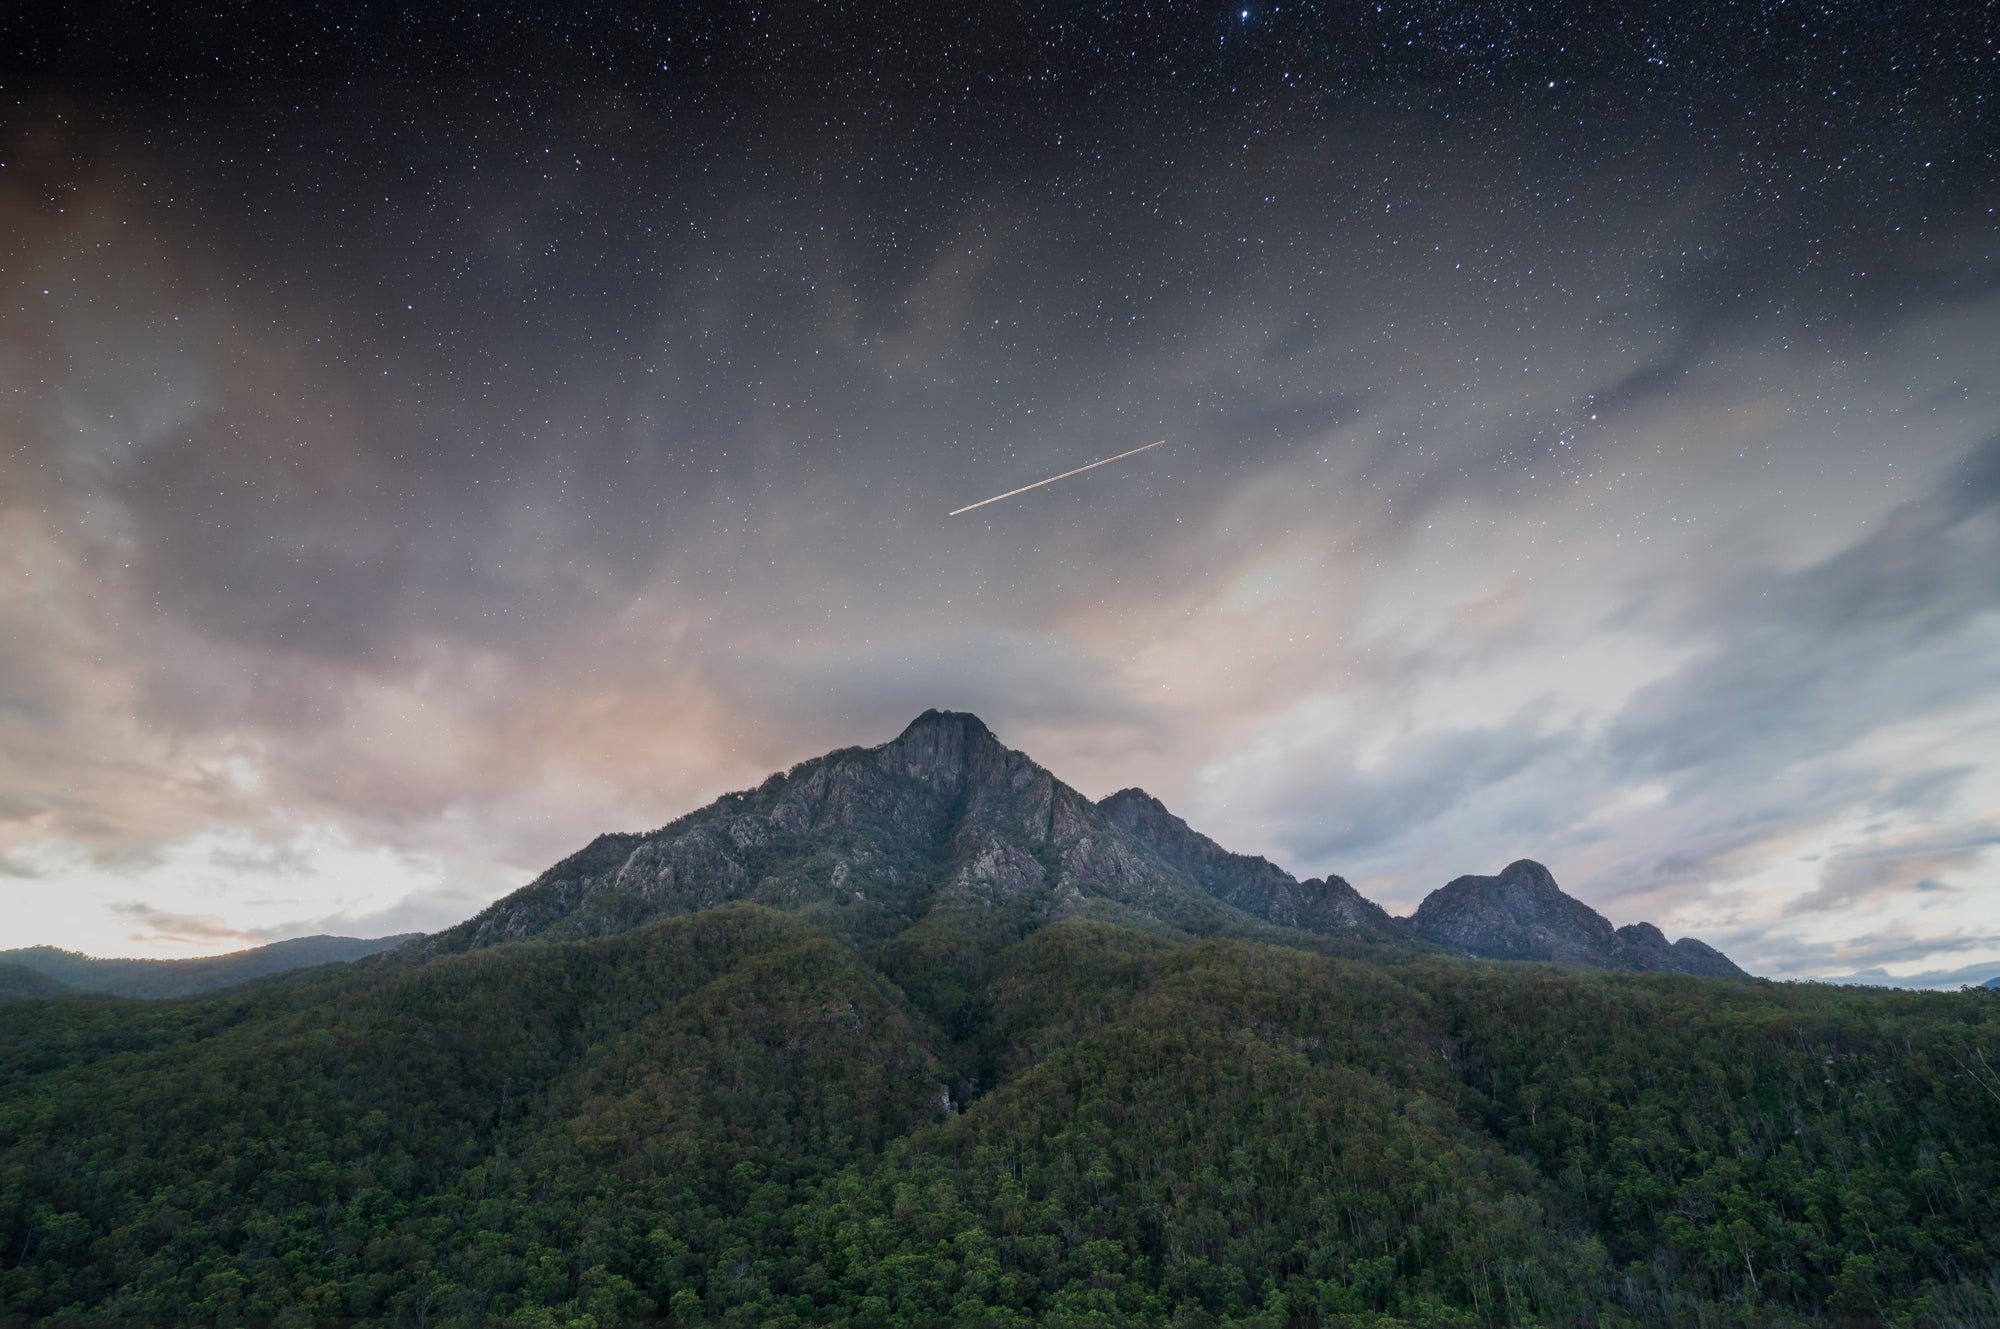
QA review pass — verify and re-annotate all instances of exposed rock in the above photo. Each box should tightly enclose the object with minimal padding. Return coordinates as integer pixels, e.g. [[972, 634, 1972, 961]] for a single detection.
[[428, 711, 1265, 954], [1411, 859, 1746, 976], [422, 712, 1750, 979], [1098, 787, 1407, 943]]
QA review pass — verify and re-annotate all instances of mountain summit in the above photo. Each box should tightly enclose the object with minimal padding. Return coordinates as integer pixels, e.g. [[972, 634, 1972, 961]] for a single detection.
[[1409, 859, 1746, 977], [429, 710, 1397, 955], [429, 711, 1745, 978]]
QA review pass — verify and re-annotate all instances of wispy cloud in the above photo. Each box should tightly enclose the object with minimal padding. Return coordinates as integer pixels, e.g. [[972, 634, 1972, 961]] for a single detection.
[[109, 902, 270, 949]]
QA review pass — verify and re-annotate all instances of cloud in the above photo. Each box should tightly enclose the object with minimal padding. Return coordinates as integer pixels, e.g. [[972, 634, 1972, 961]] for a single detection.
[[1800, 826, 2000, 914], [1258, 709, 1574, 866], [722, 627, 1162, 754], [1, 81, 1996, 976], [207, 839, 321, 879], [109, 902, 270, 948], [1181, 422, 2000, 963]]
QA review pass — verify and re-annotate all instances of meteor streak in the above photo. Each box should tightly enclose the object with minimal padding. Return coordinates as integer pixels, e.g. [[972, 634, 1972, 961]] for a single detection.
[[949, 440, 1164, 515]]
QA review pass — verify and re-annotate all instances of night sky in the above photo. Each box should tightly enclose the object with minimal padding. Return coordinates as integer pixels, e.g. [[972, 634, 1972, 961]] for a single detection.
[[3, 2, 1995, 982]]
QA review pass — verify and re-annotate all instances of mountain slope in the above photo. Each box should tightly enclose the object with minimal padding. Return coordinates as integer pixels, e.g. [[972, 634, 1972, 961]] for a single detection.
[[0, 963, 74, 1003], [0, 907, 1991, 1325], [433, 713, 1745, 978], [1410, 859, 1746, 976], [0, 933, 421, 999], [431, 710, 1402, 957], [1097, 786, 1408, 943]]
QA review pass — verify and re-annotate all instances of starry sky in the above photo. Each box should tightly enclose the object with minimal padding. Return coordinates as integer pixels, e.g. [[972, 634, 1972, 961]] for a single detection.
[[3, 2, 1996, 982]]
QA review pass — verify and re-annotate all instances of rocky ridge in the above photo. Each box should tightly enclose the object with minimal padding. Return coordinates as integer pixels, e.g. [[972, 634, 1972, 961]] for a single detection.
[[1409, 859, 1747, 977], [1097, 787, 1406, 944], [428, 711, 1392, 956], [429, 710, 1748, 978]]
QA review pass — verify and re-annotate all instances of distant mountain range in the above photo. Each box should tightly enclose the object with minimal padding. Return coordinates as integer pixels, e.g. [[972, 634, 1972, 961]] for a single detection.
[[1816, 961, 2000, 991], [433, 709, 1745, 978], [0, 933, 418, 1000], [0, 962, 74, 1002]]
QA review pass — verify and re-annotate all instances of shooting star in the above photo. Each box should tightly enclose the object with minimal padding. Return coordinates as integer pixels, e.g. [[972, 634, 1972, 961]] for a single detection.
[[949, 440, 1165, 516]]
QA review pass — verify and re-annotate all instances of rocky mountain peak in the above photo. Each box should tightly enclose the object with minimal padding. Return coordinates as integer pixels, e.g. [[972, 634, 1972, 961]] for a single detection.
[[1499, 858, 1552, 881], [1410, 859, 1614, 963], [426, 712, 1438, 958], [419, 713, 1746, 979], [877, 709, 1009, 794], [1411, 859, 1745, 977]]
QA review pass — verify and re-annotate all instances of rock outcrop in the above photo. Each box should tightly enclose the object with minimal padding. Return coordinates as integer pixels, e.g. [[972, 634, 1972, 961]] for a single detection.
[[1409, 859, 1746, 977], [1098, 787, 1406, 943], [422, 712, 1750, 979], [428, 711, 1407, 956]]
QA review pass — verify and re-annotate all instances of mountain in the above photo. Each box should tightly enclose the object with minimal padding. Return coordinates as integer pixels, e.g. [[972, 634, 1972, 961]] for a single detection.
[[0, 962, 74, 1003], [434, 711, 1745, 980], [1, 716, 1991, 1324], [430, 709, 1402, 958], [1409, 859, 1747, 977], [0, 933, 420, 999], [2, 901, 1993, 1326], [1097, 786, 1407, 943], [1611, 921, 1748, 978]]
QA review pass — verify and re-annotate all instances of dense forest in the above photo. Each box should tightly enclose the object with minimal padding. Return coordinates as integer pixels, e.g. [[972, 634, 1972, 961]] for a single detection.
[[3, 904, 1997, 1327]]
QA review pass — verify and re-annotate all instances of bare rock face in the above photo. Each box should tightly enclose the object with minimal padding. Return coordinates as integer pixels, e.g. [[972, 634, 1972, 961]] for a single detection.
[[424, 712, 1750, 980], [1411, 860, 1746, 977], [1410, 860, 1615, 963], [1097, 787, 1407, 943], [429, 711, 1288, 955]]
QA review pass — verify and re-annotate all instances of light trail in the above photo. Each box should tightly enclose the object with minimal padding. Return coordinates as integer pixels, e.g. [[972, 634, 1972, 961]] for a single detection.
[[948, 440, 1164, 516]]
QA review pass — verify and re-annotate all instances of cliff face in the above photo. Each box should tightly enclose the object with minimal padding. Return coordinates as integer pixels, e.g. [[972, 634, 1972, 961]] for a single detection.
[[1410, 860, 1746, 977]]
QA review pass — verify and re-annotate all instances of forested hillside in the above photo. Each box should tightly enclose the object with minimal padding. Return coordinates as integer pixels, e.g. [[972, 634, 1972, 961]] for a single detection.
[[0, 934, 420, 999], [3, 905, 1996, 1327], [0, 964, 72, 1003]]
